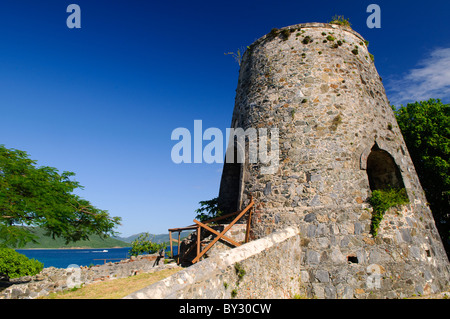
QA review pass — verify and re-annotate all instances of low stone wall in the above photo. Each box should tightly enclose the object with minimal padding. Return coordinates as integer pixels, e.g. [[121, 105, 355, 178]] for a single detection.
[[124, 227, 302, 299], [0, 254, 175, 299]]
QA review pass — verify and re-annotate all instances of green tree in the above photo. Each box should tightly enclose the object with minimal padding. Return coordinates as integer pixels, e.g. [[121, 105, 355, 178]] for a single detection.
[[393, 99, 450, 253], [0, 248, 44, 280], [128, 232, 165, 257], [0, 145, 121, 248]]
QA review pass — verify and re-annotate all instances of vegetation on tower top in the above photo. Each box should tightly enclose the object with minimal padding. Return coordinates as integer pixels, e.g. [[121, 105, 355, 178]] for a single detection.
[[329, 15, 352, 28]]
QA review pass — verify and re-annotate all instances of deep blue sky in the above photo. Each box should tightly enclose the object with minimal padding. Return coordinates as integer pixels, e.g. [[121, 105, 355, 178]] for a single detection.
[[1, 1, 449, 236]]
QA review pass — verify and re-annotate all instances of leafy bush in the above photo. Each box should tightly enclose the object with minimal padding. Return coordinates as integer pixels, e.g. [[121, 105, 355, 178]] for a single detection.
[[234, 262, 246, 280], [302, 36, 313, 45], [128, 233, 165, 257], [329, 15, 352, 27], [368, 188, 409, 237], [195, 197, 223, 222], [281, 29, 290, 41], [0, 248, 43, 280], [268, 28, 279, 38]]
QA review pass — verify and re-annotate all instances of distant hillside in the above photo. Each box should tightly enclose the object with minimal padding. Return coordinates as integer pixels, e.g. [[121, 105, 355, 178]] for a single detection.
[[13, 227, 194, 249], [15, 227, 130, 249], [116, 231, 193, 244]]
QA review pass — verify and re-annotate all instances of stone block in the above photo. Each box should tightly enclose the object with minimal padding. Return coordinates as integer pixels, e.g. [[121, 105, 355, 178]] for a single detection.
[[315, 270, 330, 283]]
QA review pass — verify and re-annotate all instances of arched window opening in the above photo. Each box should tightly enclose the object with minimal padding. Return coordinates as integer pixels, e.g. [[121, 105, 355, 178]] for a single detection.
[[366, 145, 405, 191]]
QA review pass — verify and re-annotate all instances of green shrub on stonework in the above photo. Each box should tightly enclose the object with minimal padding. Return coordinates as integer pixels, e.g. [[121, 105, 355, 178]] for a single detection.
[[302, 36, 313, 45], [281, 29, 290, 41], [0, 248, 43, 280], [234, 262, 246, 280], [329, 15, 352, 27], [368, 188, 409, 237]]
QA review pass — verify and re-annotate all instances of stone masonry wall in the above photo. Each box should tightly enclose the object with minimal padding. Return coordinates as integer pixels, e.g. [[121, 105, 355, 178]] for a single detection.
[[124, 227, 302, 299], [217, 22, 450, 297]]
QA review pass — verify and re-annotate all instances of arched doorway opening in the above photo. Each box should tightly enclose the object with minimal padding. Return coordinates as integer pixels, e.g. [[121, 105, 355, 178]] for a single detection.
[[218, 144, 244, 214], [366, 144, 405, 191]]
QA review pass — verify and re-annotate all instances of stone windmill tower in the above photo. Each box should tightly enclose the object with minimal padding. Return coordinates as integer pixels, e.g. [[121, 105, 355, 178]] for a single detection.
[[218, 22, 450, 298]]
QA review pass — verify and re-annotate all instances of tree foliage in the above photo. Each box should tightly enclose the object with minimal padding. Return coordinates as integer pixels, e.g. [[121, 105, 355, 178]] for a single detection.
[[128, 232, 165, 257], [0, 248, 44, 280], [194, 197, 223, 222], [393, 99, 450, 249], [0, 145, 121, 248]]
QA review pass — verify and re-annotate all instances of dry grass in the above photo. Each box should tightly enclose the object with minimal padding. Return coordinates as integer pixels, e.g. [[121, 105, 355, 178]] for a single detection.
[[43, 266, 181, 299], [408, 291, 450, 299]]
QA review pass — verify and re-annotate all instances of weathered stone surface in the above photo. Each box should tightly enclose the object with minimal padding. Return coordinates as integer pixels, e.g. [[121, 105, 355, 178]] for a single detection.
[[213, 22, 450, 299], [315, 270, 330, 283], [304, 213, 316, 223], [124, 227, 302, 299]]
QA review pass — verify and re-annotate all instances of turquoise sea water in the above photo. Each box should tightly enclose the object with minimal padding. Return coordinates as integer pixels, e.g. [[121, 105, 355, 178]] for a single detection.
[[15, 246, 179, 269]]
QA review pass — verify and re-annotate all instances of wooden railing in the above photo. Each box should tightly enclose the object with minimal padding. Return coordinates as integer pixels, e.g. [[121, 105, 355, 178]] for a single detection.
[[168, 196, 254, 265]]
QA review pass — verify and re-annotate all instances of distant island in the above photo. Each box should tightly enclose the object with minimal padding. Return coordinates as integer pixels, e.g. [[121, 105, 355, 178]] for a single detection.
[[14, 227, 192, 249], [14, 227, 129, 249]]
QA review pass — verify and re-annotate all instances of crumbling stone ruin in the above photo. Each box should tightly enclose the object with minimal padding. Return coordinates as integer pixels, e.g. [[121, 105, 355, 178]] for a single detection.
[[217, 22, 450, 298]]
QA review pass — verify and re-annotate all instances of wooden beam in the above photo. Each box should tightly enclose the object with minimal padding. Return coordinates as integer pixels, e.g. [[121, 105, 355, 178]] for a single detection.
[[196, 225, 201, 257], [245, 205, 253, 243], [200, 209, 242, 225], [169, 231, 173, 258], [177, 231, 181, 264], [194, 219, 241, 247], [168, 226, 198, 232], [192, 199, 254, 264]]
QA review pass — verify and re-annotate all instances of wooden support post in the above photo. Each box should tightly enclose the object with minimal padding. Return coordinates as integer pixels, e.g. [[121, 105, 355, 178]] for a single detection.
[[196, 225, 201, 257], [245, 206, 253, 243], [169, 231, 173, 259], [177, 231, 181, 264]]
